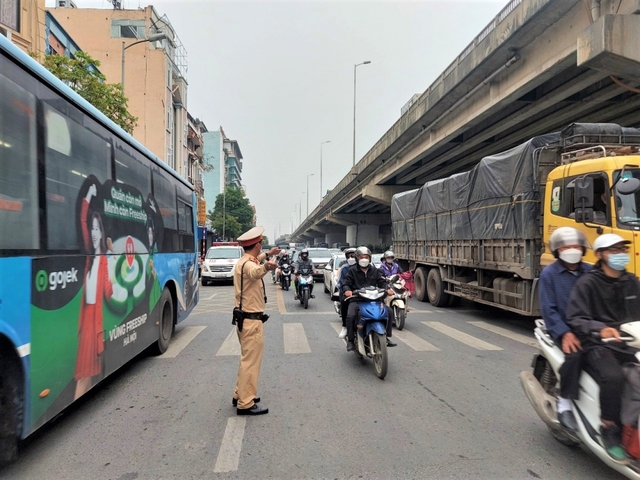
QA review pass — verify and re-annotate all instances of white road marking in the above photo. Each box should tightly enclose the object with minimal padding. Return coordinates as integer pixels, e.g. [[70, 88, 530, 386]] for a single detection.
[[409, 310, 432, 314], [468, 321, 537, 348], [393, 329, 440, 351], [282, 311, 338, 315], [283, 323, 311, 354], [206, 293, 218, 300], [216, 327, 241, 356], [157, 326, 207, 358], [213, 417, 246, 473], [422, 321, 503, 351], [331, 322, 347, 344]]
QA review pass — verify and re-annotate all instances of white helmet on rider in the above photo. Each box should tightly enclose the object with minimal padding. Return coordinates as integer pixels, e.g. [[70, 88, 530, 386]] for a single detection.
[[355, 246, 371, 268], [549, 227, 588, 259], [383, 250, 395, 264]]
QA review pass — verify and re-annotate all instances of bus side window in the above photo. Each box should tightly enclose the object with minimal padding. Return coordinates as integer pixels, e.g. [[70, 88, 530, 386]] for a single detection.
[[0, 73, 39, 251], [177, 200, 195, 252], [152, 168, 177, 251], [43, 104, 111, 250], [115, 144, 151, 197]]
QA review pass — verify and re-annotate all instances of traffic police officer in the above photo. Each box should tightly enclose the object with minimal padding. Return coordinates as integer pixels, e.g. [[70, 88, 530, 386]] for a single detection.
[[233, 226, 280, 415]]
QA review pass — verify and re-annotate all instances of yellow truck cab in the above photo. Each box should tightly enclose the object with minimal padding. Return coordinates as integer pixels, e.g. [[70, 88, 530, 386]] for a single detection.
[[543, 148, 640, 272]]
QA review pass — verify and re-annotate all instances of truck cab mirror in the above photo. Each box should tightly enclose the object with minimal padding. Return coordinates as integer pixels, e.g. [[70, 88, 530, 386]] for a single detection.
[[616, 177, 640, 196], [573, 176, 594, 208], [574, 208, 594, 223]]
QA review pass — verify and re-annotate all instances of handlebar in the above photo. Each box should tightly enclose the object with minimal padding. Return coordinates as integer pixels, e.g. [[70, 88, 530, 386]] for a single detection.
[[602, 336, 635, 343]]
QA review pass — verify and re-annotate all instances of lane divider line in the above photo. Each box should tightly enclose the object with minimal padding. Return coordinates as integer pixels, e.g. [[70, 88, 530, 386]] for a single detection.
[[468, 321, 537, 348], [422, 321, 503, 351], [330, 322, 347, 345], [157, 326, 207, 358], [276, 284, 287, 314], [216, 327, 241, 356], [213, 417, 246, 473], [283, 323, 311, 354]]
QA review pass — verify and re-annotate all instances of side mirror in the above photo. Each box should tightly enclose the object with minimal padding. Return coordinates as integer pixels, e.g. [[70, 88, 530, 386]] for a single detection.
[[574, 176, 594, 208], [325, 265, 331, 270], [617, 177, 640, 196]]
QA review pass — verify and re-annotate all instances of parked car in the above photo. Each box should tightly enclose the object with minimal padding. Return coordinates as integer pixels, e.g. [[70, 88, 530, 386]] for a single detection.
[[201, 244, 243, 285], [323, 253, 346, 296], [328, 248, 342, 256], [372, 253, 383, 269]]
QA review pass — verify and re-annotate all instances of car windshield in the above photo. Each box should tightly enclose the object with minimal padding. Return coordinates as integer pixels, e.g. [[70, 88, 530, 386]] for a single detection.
[[372, 254, 383, 265], [333, 255, 345, 269], [307, 249, 331, 259], [206, 248, 241, 259]]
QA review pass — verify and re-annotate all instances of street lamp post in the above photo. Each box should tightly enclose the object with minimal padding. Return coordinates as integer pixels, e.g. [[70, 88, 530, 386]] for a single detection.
[[298, 196, 304, 226], [121, 32, 169, 89], [320, 140, 330, 201], [352, 61, 371, 167], [306, 174, 314, 217]]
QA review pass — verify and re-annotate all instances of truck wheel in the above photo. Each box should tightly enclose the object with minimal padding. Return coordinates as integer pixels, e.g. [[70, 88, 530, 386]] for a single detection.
[[427, 268, 450, 307], [414, 267, 428, 302]]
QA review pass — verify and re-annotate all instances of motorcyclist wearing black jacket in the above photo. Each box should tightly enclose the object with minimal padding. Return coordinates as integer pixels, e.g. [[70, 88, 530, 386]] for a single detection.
[[566, 234, 640, 465], [342, 247, 396, 352]]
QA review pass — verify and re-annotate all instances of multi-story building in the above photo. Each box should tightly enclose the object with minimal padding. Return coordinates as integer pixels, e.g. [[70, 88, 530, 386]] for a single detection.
[[50, 3, 190, 178], [1, 0, 46, 55], [202, 127, 244, 213]]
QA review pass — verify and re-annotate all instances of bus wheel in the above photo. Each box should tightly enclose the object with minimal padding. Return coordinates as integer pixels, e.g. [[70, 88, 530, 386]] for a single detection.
[[427, 268, 450, 307], [151, 289, 175, 355], [414, 267, 428, 302], [0, 354, 20, 464]]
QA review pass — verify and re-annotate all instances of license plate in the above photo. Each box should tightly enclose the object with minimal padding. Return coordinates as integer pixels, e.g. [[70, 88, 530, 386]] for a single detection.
[[213, 273, 227, 278]]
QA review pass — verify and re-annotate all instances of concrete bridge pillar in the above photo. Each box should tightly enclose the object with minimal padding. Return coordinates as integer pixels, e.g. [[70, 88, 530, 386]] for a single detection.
[[346, 225, 380, 247], [313, 237, 324, 245], [325, 232, 346, 246]]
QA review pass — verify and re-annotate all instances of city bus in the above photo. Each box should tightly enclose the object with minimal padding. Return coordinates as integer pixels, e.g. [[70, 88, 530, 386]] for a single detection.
[[0, 35, 199, 461]]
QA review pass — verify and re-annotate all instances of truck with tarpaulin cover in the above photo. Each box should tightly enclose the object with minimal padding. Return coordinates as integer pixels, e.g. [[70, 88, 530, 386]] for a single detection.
[[391, 123, 640, 315]]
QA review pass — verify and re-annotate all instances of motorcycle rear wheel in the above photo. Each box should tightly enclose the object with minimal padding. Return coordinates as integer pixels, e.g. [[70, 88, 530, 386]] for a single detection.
[[372, 333, 388, 379]]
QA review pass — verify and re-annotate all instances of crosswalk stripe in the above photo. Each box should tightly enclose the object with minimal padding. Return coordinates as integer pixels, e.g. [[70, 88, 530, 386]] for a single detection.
[[393, 329, 440, 351], [216, 327, 241, 356], [422, 321, 503, 351], [157, 326, 207, 358], [283, 323, 311, 354], [468, 321, 537, 347], [213, 417, 246, 473]]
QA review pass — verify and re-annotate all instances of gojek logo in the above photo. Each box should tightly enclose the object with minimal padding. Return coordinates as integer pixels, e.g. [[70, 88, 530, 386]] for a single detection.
[[35, 268, 79, 291]]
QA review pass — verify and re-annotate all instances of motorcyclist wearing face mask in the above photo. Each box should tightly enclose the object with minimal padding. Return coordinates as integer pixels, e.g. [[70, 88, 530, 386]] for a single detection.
[[342, 247, 396, 351], [566, 233, 640, 465], [336, 248, 357, 339], [293, 248, 315, 300], [538, 227, 591, 433], [379, 250, 403, 277]]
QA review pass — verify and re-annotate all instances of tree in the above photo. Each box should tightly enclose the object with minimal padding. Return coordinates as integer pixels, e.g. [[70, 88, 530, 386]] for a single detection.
[[211, 212, 242, 240], [261, 236, 270, 247], [208, 187, 255, 238], [33, 51, 138, 134]]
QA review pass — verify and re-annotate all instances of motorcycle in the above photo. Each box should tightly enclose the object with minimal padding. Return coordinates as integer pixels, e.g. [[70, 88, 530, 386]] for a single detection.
[[386, 274, 410, 330], [297, 267, 314, 309], [521, 319, 640, 479], [349, 286, 390, 379], [280, 263, 292, 291]]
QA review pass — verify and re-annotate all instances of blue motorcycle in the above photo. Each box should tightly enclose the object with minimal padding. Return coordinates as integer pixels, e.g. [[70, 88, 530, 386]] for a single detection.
[[351, 286, 389, 379]]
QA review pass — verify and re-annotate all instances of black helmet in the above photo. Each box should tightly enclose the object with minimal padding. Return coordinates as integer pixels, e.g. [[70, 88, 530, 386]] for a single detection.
[[300, 248, 309, 259]]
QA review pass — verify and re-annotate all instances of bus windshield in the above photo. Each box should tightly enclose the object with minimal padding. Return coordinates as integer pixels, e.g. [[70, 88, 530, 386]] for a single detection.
[[207, 248, 241, 259]]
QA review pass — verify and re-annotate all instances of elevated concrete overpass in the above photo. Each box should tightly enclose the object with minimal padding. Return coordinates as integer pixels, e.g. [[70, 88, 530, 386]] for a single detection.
[[294, 0, 640, 247]]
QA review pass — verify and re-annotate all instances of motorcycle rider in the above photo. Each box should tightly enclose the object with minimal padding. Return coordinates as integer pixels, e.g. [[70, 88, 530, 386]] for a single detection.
[[538, 227, 591, 433], [275, 251, 292, 284], [336, 247, 357, 339], [293, 248, 315, 300], [342, 247, 397, 351], [379, 250, 404, 277], [566, 233, 640, 465]]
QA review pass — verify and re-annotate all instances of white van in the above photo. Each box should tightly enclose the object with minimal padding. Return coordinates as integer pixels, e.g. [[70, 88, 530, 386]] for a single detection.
[[201, 243, 243, 285]]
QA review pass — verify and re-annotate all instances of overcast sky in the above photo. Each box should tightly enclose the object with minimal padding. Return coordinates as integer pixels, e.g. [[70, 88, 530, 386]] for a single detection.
[[47, 0, 507, 243]]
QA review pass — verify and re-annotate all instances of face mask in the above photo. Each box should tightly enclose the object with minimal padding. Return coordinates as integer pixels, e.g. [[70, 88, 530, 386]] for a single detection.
[[347, 257, 356, 266], [386, 259, 394, 264], [358, 258, 370, 268], [558, 248, 582, 265], [607, 253, 630, 271]]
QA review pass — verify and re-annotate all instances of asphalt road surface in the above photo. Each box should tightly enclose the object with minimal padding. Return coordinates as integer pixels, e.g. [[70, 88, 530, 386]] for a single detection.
[[0, 278, 625, 480]]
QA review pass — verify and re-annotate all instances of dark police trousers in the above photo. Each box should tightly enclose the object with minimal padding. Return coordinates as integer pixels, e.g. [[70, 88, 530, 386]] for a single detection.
[[346, 301, 392, 342]]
